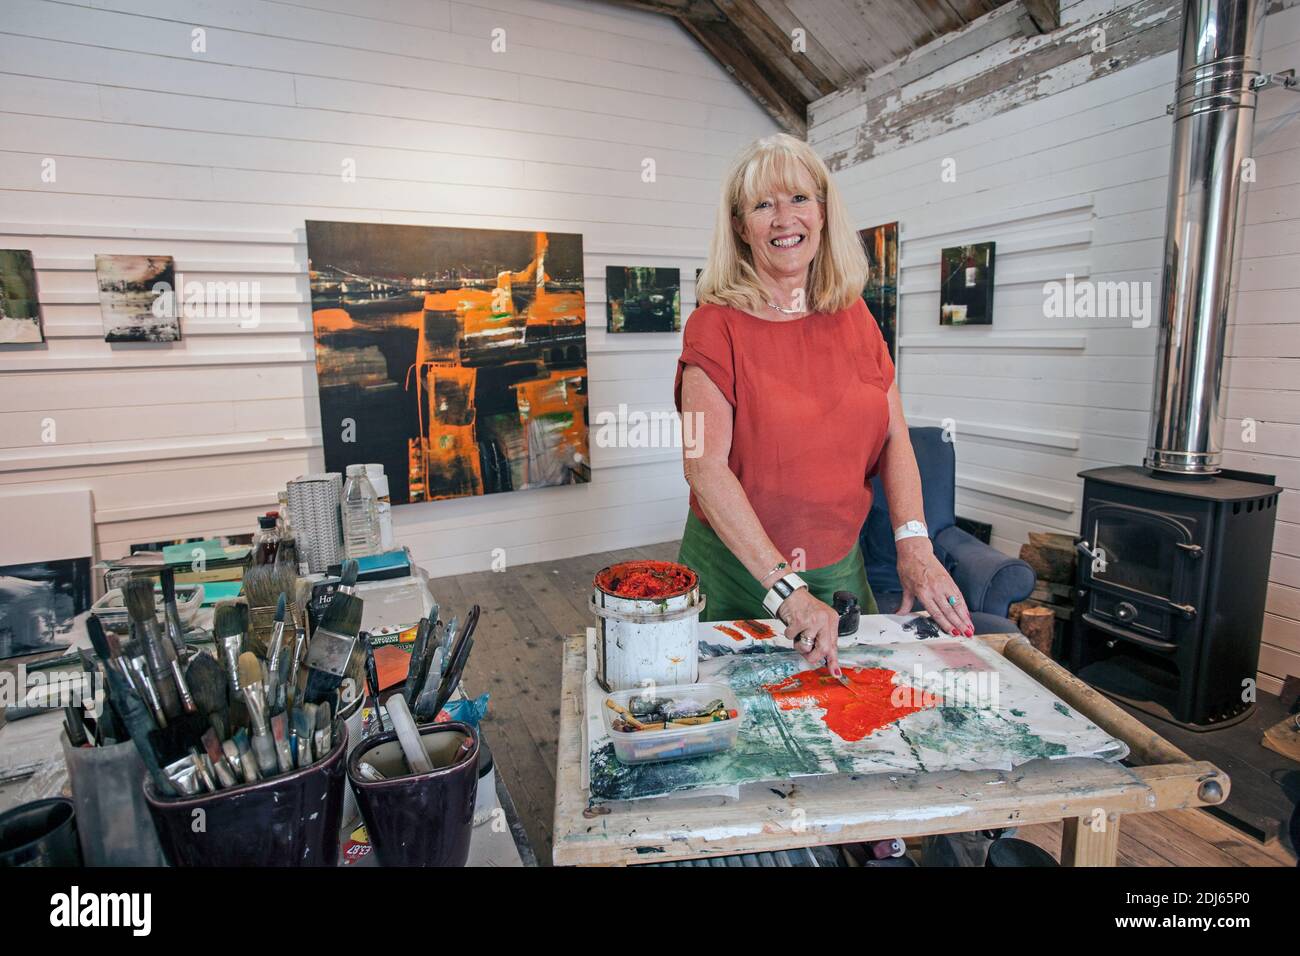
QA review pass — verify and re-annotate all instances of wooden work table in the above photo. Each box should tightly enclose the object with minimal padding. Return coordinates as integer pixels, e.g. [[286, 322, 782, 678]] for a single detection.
[[552, 632, 1229, 867]]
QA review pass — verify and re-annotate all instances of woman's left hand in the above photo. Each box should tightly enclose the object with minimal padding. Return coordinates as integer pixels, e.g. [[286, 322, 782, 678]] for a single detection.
[[895, 538, 975, 637]]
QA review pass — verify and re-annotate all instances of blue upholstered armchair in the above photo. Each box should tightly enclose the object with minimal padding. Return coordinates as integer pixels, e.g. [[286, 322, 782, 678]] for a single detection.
[[860, 426, 1034, 634]]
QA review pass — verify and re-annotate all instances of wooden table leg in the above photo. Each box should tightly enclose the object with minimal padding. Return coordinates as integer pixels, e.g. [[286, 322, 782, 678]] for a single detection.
[[1061, 812, 1120, 866]]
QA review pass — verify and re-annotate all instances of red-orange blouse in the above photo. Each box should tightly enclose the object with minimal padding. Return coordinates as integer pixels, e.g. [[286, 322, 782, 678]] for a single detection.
[[673, 298, 895, 569]]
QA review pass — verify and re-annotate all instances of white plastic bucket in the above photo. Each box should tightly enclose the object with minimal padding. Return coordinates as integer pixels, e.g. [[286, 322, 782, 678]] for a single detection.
[[590, 561, 705, 692]]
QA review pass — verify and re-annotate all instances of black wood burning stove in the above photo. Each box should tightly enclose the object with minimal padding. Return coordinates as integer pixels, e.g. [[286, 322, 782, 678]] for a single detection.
[[1072, 467, 1280, 728], [1070, 0, 1281, 730]]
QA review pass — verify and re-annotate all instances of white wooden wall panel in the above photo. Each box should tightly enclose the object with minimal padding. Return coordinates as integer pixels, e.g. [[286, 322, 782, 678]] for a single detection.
[[811, 0, 1300, 691], [0, 0, 776, 580]]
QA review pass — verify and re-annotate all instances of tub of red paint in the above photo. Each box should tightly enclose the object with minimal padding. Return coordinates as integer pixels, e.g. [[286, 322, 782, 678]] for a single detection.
[[591, 561, 705, 692], [603, 682, 742, 764]]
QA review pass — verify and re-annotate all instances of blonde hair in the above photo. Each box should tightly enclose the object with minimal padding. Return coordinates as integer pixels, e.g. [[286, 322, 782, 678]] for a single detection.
[[698, 133, 867, 315]]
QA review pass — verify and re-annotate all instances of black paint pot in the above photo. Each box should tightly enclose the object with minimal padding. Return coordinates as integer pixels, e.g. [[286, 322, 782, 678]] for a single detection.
[[984, 837, 1059, 867], [144, 722, 349, 867], [347, 721, 478, 867], [0, 797, 81, 867]]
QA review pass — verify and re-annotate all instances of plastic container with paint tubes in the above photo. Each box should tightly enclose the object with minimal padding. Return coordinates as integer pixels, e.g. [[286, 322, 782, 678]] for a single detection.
[[602, 682, 742, 765]]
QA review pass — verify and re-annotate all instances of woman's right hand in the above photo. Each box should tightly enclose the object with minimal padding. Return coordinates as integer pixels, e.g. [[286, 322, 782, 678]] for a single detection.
[[778, 589, 842, 676]]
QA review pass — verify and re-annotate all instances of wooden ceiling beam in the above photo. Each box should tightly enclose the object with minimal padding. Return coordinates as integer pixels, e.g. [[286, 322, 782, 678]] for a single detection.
[[593, 0, 724, 20], [751, 0, 857, 88], [1018, 0, 1061, 34], [714, 0, 838, 98], [677, 12, 810, 135]]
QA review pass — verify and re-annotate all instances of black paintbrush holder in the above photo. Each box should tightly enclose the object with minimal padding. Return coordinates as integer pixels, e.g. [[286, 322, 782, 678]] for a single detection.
[[144, 722, 348, 866], [347, 722, 478, 867]]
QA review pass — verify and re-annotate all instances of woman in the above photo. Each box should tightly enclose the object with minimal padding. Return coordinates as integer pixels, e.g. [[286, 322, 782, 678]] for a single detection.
[[675, 133, 974, 677]]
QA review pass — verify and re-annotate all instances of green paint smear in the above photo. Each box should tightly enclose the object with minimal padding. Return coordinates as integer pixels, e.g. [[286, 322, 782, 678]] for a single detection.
[[1053, 702, 1072, 718], [906, 707, 1068, 762], [538, 411, 574, 426], [1010, 709, 1026, 717]]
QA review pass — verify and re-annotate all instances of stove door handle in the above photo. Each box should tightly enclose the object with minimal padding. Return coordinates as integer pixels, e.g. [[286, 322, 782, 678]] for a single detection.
[[1168, 602, 1197, 619], [1081, 612, 1178, 653]]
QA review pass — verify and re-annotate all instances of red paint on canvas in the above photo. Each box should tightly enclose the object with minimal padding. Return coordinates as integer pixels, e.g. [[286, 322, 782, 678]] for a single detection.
[[764, 666, 938, 741], [735, 619, 775, 640], [715, 624, 747, 641]]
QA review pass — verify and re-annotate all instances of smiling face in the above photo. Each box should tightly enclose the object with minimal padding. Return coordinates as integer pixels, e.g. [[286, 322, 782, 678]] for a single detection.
[[733, 160, 825, 287]]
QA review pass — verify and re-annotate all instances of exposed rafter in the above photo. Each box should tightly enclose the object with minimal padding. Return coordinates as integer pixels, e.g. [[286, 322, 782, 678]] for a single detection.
[[588, 0, 1055, 137]]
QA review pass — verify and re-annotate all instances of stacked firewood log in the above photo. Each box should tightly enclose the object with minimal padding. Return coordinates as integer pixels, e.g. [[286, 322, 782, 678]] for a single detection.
[[1009, 531, 1077, 659]]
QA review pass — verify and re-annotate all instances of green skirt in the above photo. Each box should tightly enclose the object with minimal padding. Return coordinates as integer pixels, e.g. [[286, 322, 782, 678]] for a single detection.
[[677, 510, 878, 622]]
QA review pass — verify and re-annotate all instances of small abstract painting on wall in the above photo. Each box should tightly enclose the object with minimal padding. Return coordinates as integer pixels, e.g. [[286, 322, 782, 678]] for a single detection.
[[859, 222, 898, 363], [0, 250, 44, 344], [306, 221, 589, 505], [940, 242, 995, 326], [96, 254, 180, 342], [606, 266, 681, 333], [0, 557, 92, 660]]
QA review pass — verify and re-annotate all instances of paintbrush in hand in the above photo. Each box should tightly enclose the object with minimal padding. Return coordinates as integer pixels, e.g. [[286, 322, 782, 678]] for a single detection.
[[303, 560, 363, 705]]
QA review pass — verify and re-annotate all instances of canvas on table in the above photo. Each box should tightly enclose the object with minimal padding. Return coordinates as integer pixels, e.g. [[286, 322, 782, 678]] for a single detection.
[[305, 221, 590, 506], [606, 266, 681, 333], [95, 254, 180, 342], [586, 616, 1128, 802], [939, 242, 995, 326], [0, 249, 44, 344], [859, 222, 898, 365]]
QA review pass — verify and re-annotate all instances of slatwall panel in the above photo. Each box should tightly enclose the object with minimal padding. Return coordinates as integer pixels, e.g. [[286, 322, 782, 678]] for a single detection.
[[0, 0, 778, 577], [809, 2, 1300, 692]]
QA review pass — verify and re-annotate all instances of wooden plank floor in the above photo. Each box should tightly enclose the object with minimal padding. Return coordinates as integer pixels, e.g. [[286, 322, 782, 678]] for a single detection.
[[434, 542, 1297, 868]]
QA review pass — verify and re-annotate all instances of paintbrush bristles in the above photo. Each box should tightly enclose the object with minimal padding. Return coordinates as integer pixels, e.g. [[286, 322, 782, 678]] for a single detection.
[[213, 601, 249, 638], [317, 585, 363, 639], [122, 577, 158, 624], [237, 651, 263, 691], [275, 592, 287, 622], [242, 563, 298, 611], [339, 559, 358, 590]]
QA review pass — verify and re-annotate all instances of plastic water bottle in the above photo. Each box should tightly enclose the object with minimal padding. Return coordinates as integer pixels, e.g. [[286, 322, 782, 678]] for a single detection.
[[365, 463, 395, 552], [342, 464, 381, 559]]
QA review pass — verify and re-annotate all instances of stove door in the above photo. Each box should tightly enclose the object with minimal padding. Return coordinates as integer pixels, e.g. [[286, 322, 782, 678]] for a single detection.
[[1082, 502, 1203, 643]]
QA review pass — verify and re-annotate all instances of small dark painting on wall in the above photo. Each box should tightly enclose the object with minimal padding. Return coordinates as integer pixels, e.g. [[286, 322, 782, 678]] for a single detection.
[[0, 249, 44, 344], [0, 557, 92, 660], [940, 242, 995, 326], [859, 222, 898, 363], [606, 266, 681, 333], [96, 254, 181, 342]]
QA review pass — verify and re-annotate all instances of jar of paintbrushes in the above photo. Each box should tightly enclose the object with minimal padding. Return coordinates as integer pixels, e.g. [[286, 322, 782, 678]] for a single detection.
[[85, 562, 368, 866]]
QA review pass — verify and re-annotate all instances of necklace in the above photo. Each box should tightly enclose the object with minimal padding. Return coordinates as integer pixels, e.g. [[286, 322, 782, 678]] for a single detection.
[[767, 300, 806, 316]]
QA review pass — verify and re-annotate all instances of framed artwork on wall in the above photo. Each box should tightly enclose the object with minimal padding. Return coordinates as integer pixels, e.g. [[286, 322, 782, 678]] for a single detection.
[[96, 254, 180, 342], [859, 221, 898, 364], [306, 221, 589, 505], [0, 249, 44, 344], [940, 242, 995, 326], [606, 266, 681, 332]]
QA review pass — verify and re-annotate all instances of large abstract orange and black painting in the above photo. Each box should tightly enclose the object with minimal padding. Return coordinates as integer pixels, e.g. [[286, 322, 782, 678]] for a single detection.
[[306, 221, 589, 505]]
